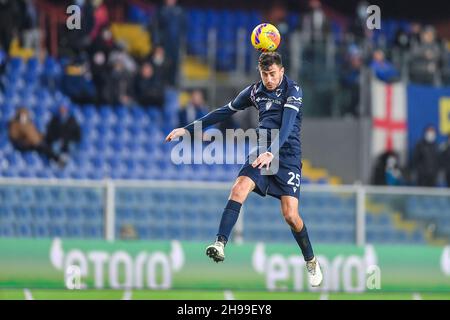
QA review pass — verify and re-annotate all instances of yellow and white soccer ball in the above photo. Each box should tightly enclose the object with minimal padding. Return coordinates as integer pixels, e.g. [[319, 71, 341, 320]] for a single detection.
[[251, 23, 281, 52]]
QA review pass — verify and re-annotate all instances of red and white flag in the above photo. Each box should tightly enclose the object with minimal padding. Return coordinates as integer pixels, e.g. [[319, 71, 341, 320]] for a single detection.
[[371, 78, 408, 160]]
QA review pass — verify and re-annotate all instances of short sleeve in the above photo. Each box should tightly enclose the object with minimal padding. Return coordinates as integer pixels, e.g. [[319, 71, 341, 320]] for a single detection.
[[284, 84, 303, 113], [228, 85, 253, 111]]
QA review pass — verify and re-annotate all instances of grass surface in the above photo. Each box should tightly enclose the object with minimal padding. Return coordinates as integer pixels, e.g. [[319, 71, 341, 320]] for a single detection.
[[1, 289, 449, 300]]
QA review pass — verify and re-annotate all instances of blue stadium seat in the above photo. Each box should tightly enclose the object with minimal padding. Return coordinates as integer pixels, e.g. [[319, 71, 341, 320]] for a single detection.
[[65, 207, 83, 221], [48, 206, 65, 221], [31, 206, 49, 221], [83, 224, 103, 238], [48, 223, 66, 237], [0, 223, 14, 237], [15, 222, 32, 237], [66, 224, 83, 238], [13, 206, 32, 220], [33, 224, 50, 237], [82, 207, 103, 222]]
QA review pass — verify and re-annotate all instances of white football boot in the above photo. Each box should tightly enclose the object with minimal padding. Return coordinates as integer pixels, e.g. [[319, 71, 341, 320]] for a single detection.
[[206, 241, 225, 263], [306, 257, 323, 287]]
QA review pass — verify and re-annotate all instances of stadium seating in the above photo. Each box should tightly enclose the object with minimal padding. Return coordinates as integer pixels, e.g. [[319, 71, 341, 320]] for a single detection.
[[1, 181, 438, 244], [0, 185, 105, 239]]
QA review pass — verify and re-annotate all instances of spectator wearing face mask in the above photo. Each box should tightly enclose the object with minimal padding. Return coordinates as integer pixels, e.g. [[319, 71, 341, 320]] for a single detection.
[[412, 125, 440, 187], [439, 135, 450, 187], [372, 150, 404, 186], [385, 152, 404, 186]]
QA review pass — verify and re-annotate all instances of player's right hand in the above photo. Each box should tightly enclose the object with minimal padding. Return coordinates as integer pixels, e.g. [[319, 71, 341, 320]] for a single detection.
[[165, 128, 187, 142]]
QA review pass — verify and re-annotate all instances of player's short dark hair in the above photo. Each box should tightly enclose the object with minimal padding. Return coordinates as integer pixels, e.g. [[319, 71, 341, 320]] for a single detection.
[[258, 52, 283, 71]]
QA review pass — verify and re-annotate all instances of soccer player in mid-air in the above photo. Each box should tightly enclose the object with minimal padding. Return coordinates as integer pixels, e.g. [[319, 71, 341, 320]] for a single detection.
[[165, 52, 323, 287]]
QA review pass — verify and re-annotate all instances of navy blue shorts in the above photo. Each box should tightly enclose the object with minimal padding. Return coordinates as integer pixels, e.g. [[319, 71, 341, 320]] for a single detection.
[[238, 156, 302, 199]]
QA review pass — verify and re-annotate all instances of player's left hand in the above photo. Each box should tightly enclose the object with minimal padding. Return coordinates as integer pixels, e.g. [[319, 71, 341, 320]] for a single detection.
[[252, 152, 274, 169]]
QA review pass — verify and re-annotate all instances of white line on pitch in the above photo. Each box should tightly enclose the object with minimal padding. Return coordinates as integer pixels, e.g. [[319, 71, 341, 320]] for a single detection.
[[412, 293, 422, 300], [24, 289, 34, 300], [319, 293, 329, 300], [224, 290, 235, 300], [122, 290, 132, 300]]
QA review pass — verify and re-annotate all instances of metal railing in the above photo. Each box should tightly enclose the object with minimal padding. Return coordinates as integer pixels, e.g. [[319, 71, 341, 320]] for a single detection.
[[1, 177, 449, 245]]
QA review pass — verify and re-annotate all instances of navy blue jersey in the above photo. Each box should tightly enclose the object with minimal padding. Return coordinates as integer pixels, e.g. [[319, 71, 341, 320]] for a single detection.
[[229, 75, 303, 160]]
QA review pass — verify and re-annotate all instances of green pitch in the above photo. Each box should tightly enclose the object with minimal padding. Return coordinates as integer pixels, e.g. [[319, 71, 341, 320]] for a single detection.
[[0, 289, 449, 300]]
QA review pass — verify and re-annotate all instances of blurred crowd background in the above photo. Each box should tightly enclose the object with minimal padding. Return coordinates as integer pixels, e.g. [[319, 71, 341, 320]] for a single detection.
[[0, 0, 449, 187]]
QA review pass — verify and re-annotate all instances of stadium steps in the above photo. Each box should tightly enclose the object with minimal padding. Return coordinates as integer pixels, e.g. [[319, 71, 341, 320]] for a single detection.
[[365, 200, 444, 245], [8, 37, 34, 60], [110, 23, 151, 58], [181, 56, 211, 80], [301, 159, 342, 185]]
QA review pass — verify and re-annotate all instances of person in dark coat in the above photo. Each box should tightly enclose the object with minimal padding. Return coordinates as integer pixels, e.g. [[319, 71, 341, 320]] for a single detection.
[[440, 134, 450, 187], [45, 104, 81, 156], [412, 126, 440, 187], [133, 61, 165, 108]]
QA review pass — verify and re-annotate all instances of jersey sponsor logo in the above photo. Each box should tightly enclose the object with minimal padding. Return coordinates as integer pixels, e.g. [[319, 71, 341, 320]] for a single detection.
[[276, 88, 282, 97], [256, 96, 282, 104], [294, 85, 300, 92]]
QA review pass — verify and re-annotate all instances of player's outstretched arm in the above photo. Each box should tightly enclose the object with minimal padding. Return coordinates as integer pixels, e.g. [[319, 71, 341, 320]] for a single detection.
[[165, 104, 239, 143], [183, 105, 237, 133], [165, 85, 252, 143], [165, 128, 187, 142]]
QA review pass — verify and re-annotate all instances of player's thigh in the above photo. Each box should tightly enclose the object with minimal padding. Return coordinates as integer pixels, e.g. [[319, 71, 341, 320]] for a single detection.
[[229, 176, 256, 203]]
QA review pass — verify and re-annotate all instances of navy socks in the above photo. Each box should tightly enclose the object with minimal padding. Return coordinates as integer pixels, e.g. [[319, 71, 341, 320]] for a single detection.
[[291, 225, 315, 261], [216, 200, 242, 245]]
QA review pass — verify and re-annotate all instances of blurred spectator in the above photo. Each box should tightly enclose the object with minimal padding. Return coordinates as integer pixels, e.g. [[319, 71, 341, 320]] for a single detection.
[[372, 151, 404, 186], [89, 0, 109, 42], [301, 0, 329, 43], [338, 45, 362, 116], [409, 26, 442, 85], [152, 0, 186, 87], [370, 49, 400, 83], [349, 0, 371, 43], [133, 61, 165, 108], [412, 126, 440, 187], [409, 22, 423, 48], [8, 107, 65, 166], [105, 58, 134, 106], [440, 135, 450, 187], [394, 27, 411, 52], [61, 56, 96, 104], [120, 224, 138, 240], [0, 0, 19, 52], [45, 104, 81, 158], [265, 2, 291, 69], [384, 152, 404, 186], [109, 41, 137, 75], [16, 0, 40, 54], [89, 26, 114, 105], [151, 46, 169, 85], [0, 49, 6, 76], [62, 0, 95, 56], [178, 89, 208, 128]]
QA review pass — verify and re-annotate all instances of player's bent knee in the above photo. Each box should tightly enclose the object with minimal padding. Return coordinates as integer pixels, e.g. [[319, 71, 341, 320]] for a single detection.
[[283, 212, 296, 226], [283, 211, 303, 230]]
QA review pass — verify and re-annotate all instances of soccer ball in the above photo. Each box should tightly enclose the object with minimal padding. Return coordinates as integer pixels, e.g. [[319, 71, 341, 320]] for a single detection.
[[251, 23, 281, 52]]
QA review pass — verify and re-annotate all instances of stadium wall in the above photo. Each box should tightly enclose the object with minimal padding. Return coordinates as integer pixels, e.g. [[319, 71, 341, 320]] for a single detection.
[[302, 117, 373, 184]]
